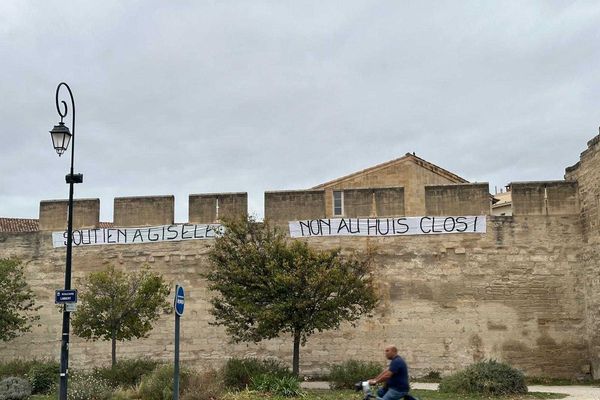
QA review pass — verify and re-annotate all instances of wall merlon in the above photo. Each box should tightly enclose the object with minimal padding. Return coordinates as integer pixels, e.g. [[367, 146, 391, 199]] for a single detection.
[[511, 181, 579, 216], [189, 192, 247, 223], [425, 183, 490, 216], [587, 133, 600, 150], [114, 195, 174, 227], [264, 189, 326, 225], [565, 162, 580, 176], [39, 198, 100, 231]]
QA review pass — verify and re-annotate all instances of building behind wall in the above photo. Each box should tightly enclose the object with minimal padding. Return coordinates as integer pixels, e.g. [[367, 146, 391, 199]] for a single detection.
[[1, 133, 599, 379], [492, 187, 512, 216]]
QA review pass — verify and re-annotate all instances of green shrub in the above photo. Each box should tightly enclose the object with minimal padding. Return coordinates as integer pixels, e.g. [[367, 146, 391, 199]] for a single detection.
[[222, 358, 292, 391], [138, 364, 192, 400], [181, 369, 224, 400], [109, 387, 137, 400], [439, 360, 527, 395], [29, 360, 59, 394], [0, 376, 32, 400], [94, 358, 160, 388], [0, 360, 38, 379], [68, 373, 113, 400], [327, 360, 383, 389], [417, 370, 441, 382], [249, 374, 302, 397]]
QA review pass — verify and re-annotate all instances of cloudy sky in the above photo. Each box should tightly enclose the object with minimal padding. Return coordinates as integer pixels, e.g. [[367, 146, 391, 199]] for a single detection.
[[1, 1, 599, 222]]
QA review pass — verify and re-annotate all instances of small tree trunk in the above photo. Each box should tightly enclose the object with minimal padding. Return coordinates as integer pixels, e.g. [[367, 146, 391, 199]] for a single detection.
[[111, 331, 117, 368], [292, 331, 301, 377]]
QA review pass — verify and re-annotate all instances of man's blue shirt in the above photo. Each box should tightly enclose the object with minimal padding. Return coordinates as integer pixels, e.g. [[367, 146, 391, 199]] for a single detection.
[[387, 355, 409, 392]]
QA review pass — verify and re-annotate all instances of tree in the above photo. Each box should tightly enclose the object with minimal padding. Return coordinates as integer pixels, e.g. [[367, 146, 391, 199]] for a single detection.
[[72, 265, 170, 367], [0, 258, 40, 342], [206, 217, 379, 376]]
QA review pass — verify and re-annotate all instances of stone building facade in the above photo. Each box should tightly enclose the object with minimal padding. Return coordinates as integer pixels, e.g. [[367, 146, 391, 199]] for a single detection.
[[0, 134, 599, 379]]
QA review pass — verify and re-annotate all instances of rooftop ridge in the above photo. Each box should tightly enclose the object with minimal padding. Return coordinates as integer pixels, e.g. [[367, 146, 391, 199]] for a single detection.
[[311, 153, 468, 189]]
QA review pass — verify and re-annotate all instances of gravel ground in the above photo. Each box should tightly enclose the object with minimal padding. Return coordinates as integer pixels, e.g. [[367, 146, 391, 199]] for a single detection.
[[300, 382, 600, 400]]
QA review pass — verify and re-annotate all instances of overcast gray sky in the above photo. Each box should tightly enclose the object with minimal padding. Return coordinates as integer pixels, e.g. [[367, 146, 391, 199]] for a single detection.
[[1, 1, 599, 222]]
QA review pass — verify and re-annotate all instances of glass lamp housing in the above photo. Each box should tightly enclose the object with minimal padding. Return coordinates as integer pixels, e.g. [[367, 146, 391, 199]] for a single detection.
[[50, 122, 72, 156]]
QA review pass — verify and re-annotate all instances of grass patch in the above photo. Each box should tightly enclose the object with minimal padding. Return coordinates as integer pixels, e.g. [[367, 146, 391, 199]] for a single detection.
[[216, 389, 569, 399], [410, 389, 568, 399], [525, 376, 598, 386], [29, 388, 569, 400]]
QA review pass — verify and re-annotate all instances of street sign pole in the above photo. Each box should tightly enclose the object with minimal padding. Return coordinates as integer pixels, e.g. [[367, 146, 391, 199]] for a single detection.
[[55, 286, 78, 398], [173, 285, 184, 400], [174, 310, 180, 400]]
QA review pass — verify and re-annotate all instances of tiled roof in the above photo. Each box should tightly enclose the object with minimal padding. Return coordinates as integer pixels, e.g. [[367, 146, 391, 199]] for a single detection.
[[0, 218, 39, 232], [0, 219, 114, 232]]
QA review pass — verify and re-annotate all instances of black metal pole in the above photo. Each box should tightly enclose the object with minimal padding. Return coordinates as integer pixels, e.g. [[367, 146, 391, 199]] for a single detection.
[[174, 285, 181, 400], [58, 180, 74, 400], [55, 82, 76, 400]]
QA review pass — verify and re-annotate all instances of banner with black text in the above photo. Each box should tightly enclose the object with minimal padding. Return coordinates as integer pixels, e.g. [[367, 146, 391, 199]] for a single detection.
[[289, 216, 486, 238], [52, 223, 223, 248]]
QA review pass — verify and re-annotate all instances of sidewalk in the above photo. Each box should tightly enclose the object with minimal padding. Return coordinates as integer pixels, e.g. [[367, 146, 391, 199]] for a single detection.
[[300, 381, 600, 400]]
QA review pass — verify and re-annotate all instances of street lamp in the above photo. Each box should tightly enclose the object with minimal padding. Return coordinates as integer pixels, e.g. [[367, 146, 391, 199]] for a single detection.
[[49, 82, 83, 400]]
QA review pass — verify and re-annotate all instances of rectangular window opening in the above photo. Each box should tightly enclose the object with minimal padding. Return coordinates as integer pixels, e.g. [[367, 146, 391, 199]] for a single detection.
[[333, 191, 344, 216]]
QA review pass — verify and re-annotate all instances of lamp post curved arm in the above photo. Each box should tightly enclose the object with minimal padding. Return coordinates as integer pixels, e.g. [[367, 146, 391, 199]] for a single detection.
[[55, 82, 76, 172]]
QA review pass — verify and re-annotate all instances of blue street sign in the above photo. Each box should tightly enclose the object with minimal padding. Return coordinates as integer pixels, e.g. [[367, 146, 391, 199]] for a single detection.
[[174, 285, 185, 316], [55, 289, 77, 304]]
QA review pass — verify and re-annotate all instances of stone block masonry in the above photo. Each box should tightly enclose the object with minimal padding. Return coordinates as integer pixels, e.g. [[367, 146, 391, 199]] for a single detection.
[[39, 199, 100, 230], [1, 135, 599, 378], [114, 195, 174, 227], [189, 193, 247, 223], [565, 132, 600, 378], [0, 213, 589, 378]]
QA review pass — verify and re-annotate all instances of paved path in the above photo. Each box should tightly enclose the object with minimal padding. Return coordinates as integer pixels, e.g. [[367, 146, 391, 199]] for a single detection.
[[300, 381, 600, 400]]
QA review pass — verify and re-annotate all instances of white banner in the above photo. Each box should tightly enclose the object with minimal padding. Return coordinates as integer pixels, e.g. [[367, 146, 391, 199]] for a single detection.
[[289, 216, 486, 238], [52, 223, 223, 248]]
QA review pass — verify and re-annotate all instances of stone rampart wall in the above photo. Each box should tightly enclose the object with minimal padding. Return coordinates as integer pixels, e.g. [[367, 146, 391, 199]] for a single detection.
[[0, 213, 588, 378], [3, 137, 600, 378], [565, 133, 600, 377]]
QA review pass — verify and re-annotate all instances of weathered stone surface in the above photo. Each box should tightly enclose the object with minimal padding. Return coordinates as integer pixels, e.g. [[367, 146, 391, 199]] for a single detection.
[[189, 193, 247, 223], [1, 137, 599, 379], [565, 132, 600, 378], [0, 213, 588, 378], [39, 199, 100, 230], [114, 195, 174, 227]]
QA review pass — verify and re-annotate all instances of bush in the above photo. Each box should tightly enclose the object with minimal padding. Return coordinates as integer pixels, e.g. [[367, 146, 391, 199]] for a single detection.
[[222, 358, 292, 391], [138, 364, 192, 400], [0, 376, 32, 400], [0, 360, 38, 379], [438, 360, 527, 395], [328, 360, 383, 389], [417, 370, 441, 382], [29, 360, 59, 394], [108, 387, 137, 400], [67, 372, 113, 400], [94, 358, 160, 388], [249, 374, 302, 397], [181, 369, 223, 400]]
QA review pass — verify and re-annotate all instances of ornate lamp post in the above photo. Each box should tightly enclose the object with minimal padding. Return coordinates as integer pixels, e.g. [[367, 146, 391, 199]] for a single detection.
[[49, 82, 83, 400]]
